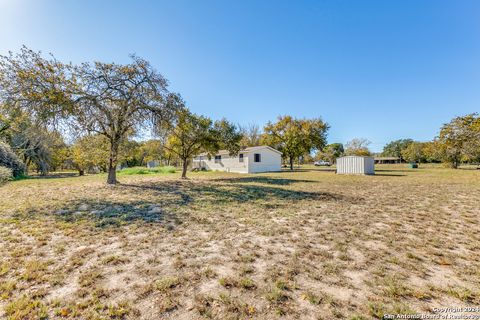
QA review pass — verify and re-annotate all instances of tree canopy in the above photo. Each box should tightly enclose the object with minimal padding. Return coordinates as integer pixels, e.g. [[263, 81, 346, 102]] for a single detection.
[[317, 143, 344, 163], [158, 97, 242, 178], [382, 139, 414, 161], [437, 113, 480, 168], [344, 138, 371, 156], [0, 47, 176, 183], [0, 140, 25, 178], [262, 115, 329, 170], [401, 141, 426, 163], [70, 135, 110, 176]]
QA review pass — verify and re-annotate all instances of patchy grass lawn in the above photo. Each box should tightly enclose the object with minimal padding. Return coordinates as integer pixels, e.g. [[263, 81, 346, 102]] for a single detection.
[[0, 165, 479, 319]]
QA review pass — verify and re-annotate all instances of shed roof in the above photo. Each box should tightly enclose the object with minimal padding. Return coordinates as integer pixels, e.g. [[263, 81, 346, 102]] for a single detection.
[[338, 156, 374, 159]]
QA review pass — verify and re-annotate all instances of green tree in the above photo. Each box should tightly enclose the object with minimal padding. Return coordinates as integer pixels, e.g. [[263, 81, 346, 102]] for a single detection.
[[212, 118, 243, 155], [70, 135, 110, 175], [0, 140, 25, 177], [317, 143, 344, 164], [137, 140, 163, 165], [44, 131, 69, 172], [1, 109, 64, 175], [345, 138, 371, 156], [119, 140, 143, 168], [262, 116, 329, 170], [159, 99, 241, 179], [462, 116, 480, 163], [422, 141, 443, 163], [437, 114, 480, 168], [401, 142, 425, 163], [0, 112, 11, 139], [382, 139, 414, 161]]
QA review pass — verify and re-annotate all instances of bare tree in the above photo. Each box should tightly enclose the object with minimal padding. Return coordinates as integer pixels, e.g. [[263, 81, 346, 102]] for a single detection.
[[239, 123, 261, 147], [345, 138, 371, 156], [73, 57, 174, 184]]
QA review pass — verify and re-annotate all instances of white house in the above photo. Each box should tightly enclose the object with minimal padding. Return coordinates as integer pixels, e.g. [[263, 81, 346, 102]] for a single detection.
[[192, 146, 282, 173], [336, 156, 375, 175]]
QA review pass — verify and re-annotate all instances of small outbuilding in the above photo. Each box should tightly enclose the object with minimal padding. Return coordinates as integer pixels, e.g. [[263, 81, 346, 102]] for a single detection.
[[336, 156, 375, 175], [192, 146, 282, 174], [146, 160, 160, 168]]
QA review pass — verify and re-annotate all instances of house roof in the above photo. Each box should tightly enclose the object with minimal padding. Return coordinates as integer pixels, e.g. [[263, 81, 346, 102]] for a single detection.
[[197, 145, 282, 156], [243, 146, 282, 154]]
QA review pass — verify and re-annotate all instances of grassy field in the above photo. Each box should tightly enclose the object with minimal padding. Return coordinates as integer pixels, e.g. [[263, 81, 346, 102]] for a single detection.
[[0, 165, 479, 319]]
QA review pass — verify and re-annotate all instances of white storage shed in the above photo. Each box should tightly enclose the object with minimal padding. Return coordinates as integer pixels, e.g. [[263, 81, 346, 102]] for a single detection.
[[336, 156, 375, 175], [192, 146, 282, 173]]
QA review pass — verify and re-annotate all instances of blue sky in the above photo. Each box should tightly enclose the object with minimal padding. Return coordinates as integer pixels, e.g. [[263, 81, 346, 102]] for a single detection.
[[1, 0, 479, 151]]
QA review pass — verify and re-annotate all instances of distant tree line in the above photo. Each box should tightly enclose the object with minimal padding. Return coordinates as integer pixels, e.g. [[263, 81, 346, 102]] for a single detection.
[[378, 114, 480, 168], [314, 114, 480, 169]]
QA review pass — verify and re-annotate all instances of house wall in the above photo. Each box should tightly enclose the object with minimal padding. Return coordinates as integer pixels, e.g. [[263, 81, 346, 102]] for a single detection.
[[337, 156, 375, 175], [195, 154, 249, 173], [247, 149, 282, 173]]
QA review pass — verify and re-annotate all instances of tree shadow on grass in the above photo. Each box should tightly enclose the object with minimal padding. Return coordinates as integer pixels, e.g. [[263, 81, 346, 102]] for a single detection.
[[375, 169, 412, 173], [120, 180, 360, 205], [458, 167, 480, 170], [281, 168, 336, 173], [212, 176, 316, 185], [374, 170, 407, 177], [28, 180, 361, 228], [49, 199, 181, 229], [19, 172, 80, 180], [375, 173, 406, 177], [121, 181, 193, 205]]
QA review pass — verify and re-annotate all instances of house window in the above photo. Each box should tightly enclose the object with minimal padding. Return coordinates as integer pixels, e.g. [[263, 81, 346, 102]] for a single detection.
[[239, 154, 244, 162], [254, 153, 261, 163], [214, 155, 221, 163]]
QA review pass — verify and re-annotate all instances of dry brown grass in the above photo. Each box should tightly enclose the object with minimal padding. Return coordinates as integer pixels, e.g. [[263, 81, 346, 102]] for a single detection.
[[0, 165, 479, 319]]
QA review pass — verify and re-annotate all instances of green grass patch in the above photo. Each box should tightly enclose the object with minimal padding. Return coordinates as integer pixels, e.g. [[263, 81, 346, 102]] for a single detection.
[[9, 173, 30, 181], [118, 166, 176, 175]]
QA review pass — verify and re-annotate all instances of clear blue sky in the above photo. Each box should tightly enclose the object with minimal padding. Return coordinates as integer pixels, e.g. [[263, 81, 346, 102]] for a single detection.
[[1, 0, 479, 151]]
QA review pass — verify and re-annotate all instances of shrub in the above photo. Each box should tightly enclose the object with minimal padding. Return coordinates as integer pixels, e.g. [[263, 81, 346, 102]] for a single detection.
[[0, 166, 12, 184], [0, 141, 25, 177]]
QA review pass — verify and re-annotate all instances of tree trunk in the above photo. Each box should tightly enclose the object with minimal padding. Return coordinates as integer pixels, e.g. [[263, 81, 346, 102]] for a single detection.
[[289, 156, 294, 170], [107, 141, 119, 184], [181, 158, 188, 179], [107, 163, 117, 184], [78, 169, 84, 176], [453, 159, 459, 169], [451, 153, 460, 169]]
